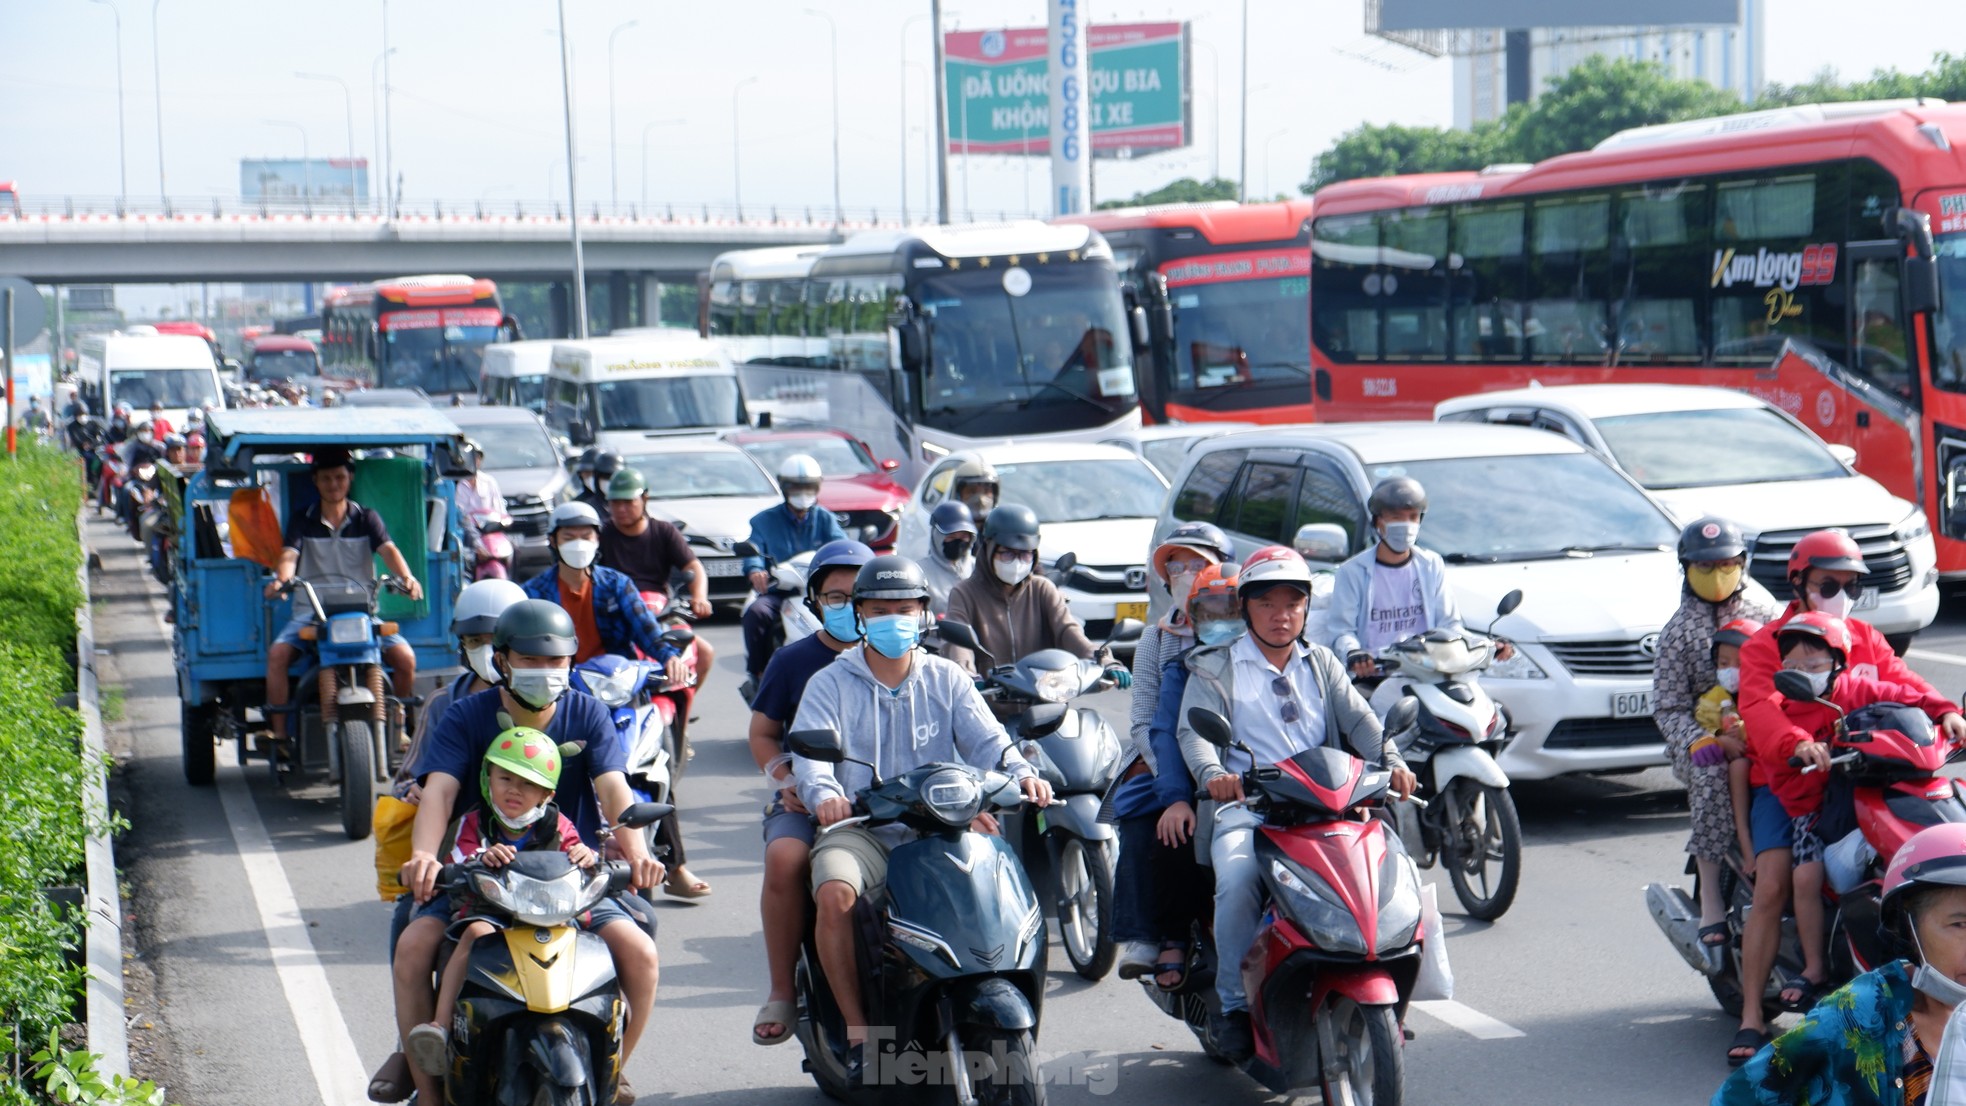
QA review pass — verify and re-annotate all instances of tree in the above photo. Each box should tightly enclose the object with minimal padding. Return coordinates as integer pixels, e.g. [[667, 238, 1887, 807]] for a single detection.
[[1504, 55, 1742, 163], [1305, 122, 1507, 193], [1096, 177, 1239, 209]]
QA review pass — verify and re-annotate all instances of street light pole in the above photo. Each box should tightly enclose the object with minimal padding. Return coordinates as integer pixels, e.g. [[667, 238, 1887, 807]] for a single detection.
[[900, 13, 930, 225], [89, 0, 127, 209], [380, 0, 395, 217], [151, 0, 166, 204], [1262, 128, 1286, 200], [641, 118, 683, 211], [553, 0, 588, 338], [1195, 39, 1221, 183], [263, 119, 309, 210], [1239, 0, 1251, 201], [371, 48, 396, 216], [805, 9, 843, 235], [296, 71, 356, 214], [732, 75, 759, 215], [930, 0, 950, 224], [607, 20, 639, 211]]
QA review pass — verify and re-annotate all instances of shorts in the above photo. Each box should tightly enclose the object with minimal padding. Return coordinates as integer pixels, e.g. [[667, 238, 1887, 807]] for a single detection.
[[274, 614, 409, 652], [762, 798, 817, 847], [809, 824, 890, 896], [1788, 813, 1824, 866], [1749, 786, 1824, 863]]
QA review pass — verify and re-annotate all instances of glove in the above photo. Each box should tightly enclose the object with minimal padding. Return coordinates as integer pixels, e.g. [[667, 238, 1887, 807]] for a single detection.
[[1689, 736, 1727, 768], [1106, 665, 1132, 690]]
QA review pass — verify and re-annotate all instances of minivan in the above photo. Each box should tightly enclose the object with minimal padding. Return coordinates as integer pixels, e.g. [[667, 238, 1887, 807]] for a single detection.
[[77, 331, 226, 428], [544, 336, 748, 452]]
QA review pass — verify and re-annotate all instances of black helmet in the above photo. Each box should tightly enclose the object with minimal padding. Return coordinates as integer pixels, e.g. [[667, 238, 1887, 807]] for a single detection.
[[1677, 516, 1748, 564], [853, 555, 931, 602], [1367, 476, 1427, 520], [493, 599, 580, 657], [574, 447, 601, 476], [980, 503, 1041, 552], [930, 500, 977, 537], [592, 450, 624, 481]]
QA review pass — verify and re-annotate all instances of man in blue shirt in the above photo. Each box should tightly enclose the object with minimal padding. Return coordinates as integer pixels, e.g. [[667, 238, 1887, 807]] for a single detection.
[[740, 453, 849, 689], [522, 501, 686, 675]]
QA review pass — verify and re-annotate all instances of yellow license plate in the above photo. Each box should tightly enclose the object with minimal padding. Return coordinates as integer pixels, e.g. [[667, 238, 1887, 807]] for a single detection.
[[1115, 602, 1148, 622]]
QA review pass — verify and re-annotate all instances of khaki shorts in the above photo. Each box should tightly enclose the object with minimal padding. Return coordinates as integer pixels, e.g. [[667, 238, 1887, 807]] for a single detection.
[[808, 824, 890, 896]]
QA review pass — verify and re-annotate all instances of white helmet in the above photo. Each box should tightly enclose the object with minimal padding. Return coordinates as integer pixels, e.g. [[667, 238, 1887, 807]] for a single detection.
[[549, 500, 603, 534], [1237, 545, 1315, 599], [452, 578, 527, 636], [778, 453, 823, 484]]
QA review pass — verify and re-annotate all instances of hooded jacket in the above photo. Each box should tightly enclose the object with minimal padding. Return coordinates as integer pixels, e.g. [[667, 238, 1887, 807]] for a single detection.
[[923, 546, 973, 617], [942, 568, 1114, 676]]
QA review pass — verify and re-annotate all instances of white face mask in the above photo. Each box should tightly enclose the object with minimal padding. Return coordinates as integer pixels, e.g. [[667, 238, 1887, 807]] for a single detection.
[[994, 554, 1033, 586], [506, 667, 571, 711], [1914, 927, 1966, 1007], [787, 492, 818, 511], [1715, 666, 1741, 694], [558, 539, 598, 570], [1380, 521, 1420, 554], [492, 799, 552, 833], [464, 643, 500, 685], [1811, 589, 1853, 620]]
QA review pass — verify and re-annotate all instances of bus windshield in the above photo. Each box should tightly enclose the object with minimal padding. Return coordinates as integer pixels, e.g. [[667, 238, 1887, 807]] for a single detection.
[[915, 263, 1136, 434], [1166, 275, 1311, 394], [1593, 408, 1847, 489], [381, 325, 497, 394], [1391, 454, 1676, 562], [1934, 234, 1966, 392], [109, 368, 219, 409], [594, 376, 743, 431]]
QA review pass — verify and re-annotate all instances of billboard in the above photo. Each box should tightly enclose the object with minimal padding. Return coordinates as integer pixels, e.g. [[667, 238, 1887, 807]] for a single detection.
[[1376, 0, 1738, 29], [240, 158, 370, 204], [944, 22, 1188, 157]]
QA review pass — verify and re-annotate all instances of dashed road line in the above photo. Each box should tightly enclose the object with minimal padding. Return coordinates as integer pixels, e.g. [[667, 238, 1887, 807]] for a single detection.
[[1908, 648, 1966, 667], [1409, 1000, 1528, 1040]]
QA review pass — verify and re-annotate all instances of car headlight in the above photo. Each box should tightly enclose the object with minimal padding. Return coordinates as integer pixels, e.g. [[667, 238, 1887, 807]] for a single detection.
[[1033, 666, 1078, 704], [1486, 647, 1550, 680], [327, 616, 369, 645], [921, 768, 984, 827], [1269, 859, 1366, 955], [1897, 509, 1932, 544]]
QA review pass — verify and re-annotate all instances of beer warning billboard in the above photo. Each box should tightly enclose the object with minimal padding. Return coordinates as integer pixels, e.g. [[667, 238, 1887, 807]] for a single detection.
[[943, 22, 1190, 157]]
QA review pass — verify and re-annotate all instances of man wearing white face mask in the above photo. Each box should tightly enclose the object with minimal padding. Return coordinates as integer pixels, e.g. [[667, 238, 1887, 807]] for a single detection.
[[739, 453, 850, 688], [941, 503, 1121, 687], [521, 501, 687, 681]]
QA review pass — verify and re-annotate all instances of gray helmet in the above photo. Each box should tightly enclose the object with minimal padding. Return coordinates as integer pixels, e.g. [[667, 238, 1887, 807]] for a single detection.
[[980, 503, 1041, 553], [853, 554, 931, 602], [592, 450, 624, 481], [549, 500, 602, 534], [1367, 476, 1428, 521], [492, 599, 579, 657]]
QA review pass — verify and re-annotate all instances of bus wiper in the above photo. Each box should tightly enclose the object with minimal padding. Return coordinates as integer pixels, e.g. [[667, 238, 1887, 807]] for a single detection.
[[1247, 360, 1312, 378], [1022, 379, 1115, 414]]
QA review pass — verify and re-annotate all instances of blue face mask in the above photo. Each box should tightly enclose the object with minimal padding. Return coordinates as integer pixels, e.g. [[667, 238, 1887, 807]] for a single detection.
[[821, 601, 860, 643], [863, 614, 920, 659], [1198, 620, 1244, 647]]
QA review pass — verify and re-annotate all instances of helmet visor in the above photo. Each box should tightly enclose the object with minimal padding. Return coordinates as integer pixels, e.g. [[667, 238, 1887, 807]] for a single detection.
[[1188, 591, 1240, 624]]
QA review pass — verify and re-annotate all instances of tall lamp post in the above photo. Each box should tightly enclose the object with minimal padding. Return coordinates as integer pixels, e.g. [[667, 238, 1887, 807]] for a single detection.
[[641, 118, 684, 211], [380, 0, 395, 218], [371, 47, 396, 216], [607, 20, 639, 210], [1262, 128, 1287, 201], [151, 0, 167, 204], [263, 119, 310, 210], [732, 76, 759, 215], [88, 0, 127, 210], [553, 0, 587, 338], [804, 8, 843, 234], [1238, 0, 1249, 201], [296, 71, 356, 214], [1194, 38, 1221, 183]]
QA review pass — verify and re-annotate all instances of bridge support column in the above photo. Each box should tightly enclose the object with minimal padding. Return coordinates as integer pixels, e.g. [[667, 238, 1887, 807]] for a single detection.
[[608, 272, 631, 333], [641, 275, 665, 327], [548, 281, 570, 338]]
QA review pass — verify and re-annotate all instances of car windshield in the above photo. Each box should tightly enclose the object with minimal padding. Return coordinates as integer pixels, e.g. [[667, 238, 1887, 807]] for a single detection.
[[593, 375, 742, 431], [1593, 408, 1846, 489], [1141, 436, 1201, 480], [454, 419, 560, 470], [740, 436, 876, 477], [509, 375, 547, 413], [994, 458, 1166, 523], [247, 348, 318, 380], [1389, 453, 1675, 561], [626, 451, 776, 498], [109, 368, 218, 409], [1165, 273, 1311, 394]]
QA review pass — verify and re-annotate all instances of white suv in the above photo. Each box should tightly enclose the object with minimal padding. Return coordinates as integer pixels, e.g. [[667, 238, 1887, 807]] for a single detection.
[[1156, 422, 1685, 780]]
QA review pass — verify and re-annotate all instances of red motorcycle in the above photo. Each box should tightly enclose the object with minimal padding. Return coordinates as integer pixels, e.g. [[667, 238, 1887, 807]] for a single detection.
[[636, 581, 700, 759], [1154, 708, 1427, 1103]]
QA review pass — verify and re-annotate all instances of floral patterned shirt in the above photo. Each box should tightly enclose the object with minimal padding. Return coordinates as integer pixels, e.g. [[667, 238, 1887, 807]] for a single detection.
[[1714, 960, 1916, 1106]]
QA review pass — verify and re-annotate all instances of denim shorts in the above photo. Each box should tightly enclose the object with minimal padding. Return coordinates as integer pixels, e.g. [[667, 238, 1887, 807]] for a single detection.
[[762, 797, 817, 847], [274, 614, 408, 651]]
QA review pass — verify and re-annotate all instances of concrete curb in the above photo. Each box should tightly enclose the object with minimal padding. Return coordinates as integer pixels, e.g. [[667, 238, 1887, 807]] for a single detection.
[[75, 509, 129, 1077]]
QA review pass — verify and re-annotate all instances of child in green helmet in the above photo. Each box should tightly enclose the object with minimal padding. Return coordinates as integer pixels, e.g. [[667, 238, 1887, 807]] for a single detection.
[[406, 726, 596, 1078]]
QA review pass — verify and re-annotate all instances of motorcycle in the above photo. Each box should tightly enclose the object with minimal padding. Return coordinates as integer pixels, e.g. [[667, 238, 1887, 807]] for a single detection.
[[429, 801, 670, 1106], [1370, 590, 1525, 921], [733, 544, 817, 706], [572, 640, 694, 846], [1644, 669, 1966, 1019], [785, 727, 1050, 1106], [95, 442, 126, 516], [1149, 708, 1427, 1103], [939, 616, 1144, 980], [471, 514, 515, 581]]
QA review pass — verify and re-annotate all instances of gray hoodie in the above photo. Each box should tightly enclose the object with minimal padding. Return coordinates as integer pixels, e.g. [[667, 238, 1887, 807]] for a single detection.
[[791, 645, 1038, 829]]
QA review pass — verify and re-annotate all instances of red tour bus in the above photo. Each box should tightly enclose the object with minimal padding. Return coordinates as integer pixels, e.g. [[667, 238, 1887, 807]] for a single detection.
[[1308, 100, 1966, 575], [320, 274, 517, 397], [1057, 200, 1317, 425]]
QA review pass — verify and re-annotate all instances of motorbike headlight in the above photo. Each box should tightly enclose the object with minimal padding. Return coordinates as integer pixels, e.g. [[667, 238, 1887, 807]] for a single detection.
[[1269, 859, 1367, 956], [1485, 647, 1549, 681], [889, 917, 961, 968], [1016, 902, 1044, 962], [1033, 667, 1078, 704], [502, 868, 592, 927], [589, 667, 637, 709], [1898, 509, 1932, 544], [1375, 852, 1423, 952], [922, 768, 984, 827], [327, 616, 369, 645]]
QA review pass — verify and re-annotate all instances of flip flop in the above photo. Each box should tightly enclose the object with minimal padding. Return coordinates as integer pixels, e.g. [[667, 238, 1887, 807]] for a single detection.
[[1780, 975, 1827, 1012], [1698, 922, 1729, 947], [1727, 1027, 1772, 1067], [367, 1051, 412, 1103], [663, 870, 713, 899], [753, 999, 799, 1046]]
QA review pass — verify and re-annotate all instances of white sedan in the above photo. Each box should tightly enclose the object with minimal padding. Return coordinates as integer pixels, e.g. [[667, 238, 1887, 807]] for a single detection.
[[618, 438, 784, 604], [896, 441, 1170, 641]]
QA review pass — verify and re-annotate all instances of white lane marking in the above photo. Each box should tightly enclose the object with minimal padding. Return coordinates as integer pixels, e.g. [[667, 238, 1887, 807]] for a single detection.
[[1409, 1000, 1527, 1040], [218, 775, 372, 1106], [1908, 648, 1966, 667]]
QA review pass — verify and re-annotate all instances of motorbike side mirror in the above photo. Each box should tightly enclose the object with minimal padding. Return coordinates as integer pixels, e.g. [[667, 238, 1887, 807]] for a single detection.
[[937, 619, 983, 652], [660, 626, 696, 647], [1496, 589, 1523, 618], [672, 568, 697, 585], [1019, 703, 1069, 737], [786, 728, 846, 763], [1187, 707, 1234, 748], [1050, 551, 1079, 577], [1774, 670, 1826, 704], [480, 518, 506, 533], [1105, 617, 1146, 645], [616, 801, 674, 829], [733, 540, 761, 559]]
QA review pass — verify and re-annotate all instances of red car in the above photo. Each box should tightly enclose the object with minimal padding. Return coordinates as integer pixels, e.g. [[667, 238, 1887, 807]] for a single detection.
[[728, 428, 911, 551]]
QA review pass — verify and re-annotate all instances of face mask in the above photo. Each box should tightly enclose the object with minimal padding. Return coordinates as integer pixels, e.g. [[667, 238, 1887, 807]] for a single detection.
[[821, 601, 860, 643], [994, 554, 1033, 586], [787, 492, 818, 511], [135, 463, 156, 481], [1380, 521, 1420, 554], [464, 643, 500, 685], [940, 537, 973, 565], [1199, 620, 1244, 647], [506, 667, 571, 711], [1687, 563, 1743, 604], [137, 431, 154, 444], [1782, 668, 1833, 698], [863, 613, 920, 659], [491, 799, 552, 834], [558, 539, 598, 570], [1715, 666, 1741, 694], [1914, 928, 1966, 1007], [1812, 589, 1853, 619], [1162, 572, 1199, 633]]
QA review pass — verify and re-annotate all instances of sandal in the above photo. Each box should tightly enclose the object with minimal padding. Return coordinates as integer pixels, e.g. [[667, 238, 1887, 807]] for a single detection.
[[367, 1051, 412, 1102], [1152, 942, 1189, 991], [615, 1075, 636, 1104], [1780, 975, 1827, 1012], [753, 998, 798, 1046], [663, 868, 713, 899], [1727, 1027, 1772, 1067], [1698, 922, 1729, 947]]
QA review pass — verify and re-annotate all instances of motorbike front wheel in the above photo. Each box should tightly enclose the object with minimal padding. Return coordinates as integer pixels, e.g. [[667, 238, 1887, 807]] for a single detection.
[[181, 700, 217, 787], [1318, 997, 1403, 1106], [339, 720, 375, 841], [1442, 780, 1522, 921], [965, 1027, 1046, 1106], [1055, 836, 1116, 981]]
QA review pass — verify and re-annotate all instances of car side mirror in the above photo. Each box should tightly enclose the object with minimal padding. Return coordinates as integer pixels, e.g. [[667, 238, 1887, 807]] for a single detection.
[[1774, 670, 1821, 703], [1826, 443, 1858, 469], [1496, 589, 1523, 618], [786, 728, 844, 763], [1187, 707, 1234, 748], [1293, 522, 1349, 563], [879, 458, 901, 473], [1129, 305, 1150, 349]]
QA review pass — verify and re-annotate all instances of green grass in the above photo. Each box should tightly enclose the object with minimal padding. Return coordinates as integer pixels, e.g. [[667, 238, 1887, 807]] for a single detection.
[[96, 686, 124, 725]]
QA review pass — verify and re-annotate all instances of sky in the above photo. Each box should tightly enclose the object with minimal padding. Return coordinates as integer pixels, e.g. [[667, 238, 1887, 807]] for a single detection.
[[8, 0, 1966, 227]]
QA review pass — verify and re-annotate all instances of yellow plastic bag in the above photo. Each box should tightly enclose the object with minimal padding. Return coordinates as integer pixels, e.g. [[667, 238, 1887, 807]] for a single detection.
[[227, 487, 284, 569], [373, 795, 418, 902]]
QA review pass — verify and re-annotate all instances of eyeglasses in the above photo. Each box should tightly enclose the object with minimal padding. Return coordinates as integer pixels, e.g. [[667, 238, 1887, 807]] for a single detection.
[[1164, 555, 1210, 576], [994, 548, 1037, 564], [1271, 675, 1301, 725], [1815, 576, 1866, 600], [817, 591, 853, 609]]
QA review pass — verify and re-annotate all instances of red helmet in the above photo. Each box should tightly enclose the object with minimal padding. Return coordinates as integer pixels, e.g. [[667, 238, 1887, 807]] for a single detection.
[[1775, 611, 1852, 663], [1239, 545, 1313, 599], [1712, 618, 1764, 652], [1787, 529, 1866, 579], [1881, 825, 1966, 937]]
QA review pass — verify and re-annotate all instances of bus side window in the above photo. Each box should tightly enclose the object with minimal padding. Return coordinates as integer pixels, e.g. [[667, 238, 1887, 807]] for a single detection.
[[1528, 193, 1611, 363]]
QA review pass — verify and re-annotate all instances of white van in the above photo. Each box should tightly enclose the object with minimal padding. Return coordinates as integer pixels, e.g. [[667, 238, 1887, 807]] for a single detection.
[[77, 332, 226, 429], [479, 339, 556, 413], [545, 336, 749, 452]]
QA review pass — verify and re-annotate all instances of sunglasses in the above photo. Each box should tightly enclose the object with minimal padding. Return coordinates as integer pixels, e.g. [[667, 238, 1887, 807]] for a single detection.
[[1271, 675, 1301, 725], [1814, 576, 1866, 600]]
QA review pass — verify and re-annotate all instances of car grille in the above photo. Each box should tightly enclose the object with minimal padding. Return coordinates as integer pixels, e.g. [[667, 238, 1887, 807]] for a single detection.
[[1543, 717, 1663, 750], [1543, 639, 1657, 677], [1066, 564, 1147, 596], [838, 508, 899, 547], [507, 507, 551, 537], [1748, 523, 1914, 597]]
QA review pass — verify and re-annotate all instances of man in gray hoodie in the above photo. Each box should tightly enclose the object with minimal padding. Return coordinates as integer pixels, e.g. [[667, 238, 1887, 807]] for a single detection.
[[791, 554, 1052, 1086]]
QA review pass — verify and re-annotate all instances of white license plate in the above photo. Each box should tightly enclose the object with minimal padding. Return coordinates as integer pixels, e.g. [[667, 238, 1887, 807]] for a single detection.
[[702, 558, 745, 577], [1856, 586, 1880, 611], [1611, 691, 1652, 719]]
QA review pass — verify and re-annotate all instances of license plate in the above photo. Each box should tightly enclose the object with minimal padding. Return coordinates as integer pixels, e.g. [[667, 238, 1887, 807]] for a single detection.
[[702, 558, 744, 577], [1856, 586, 1880, 611], [1115, 601, 1148, 622], [1611, 690, 1652, 719]]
